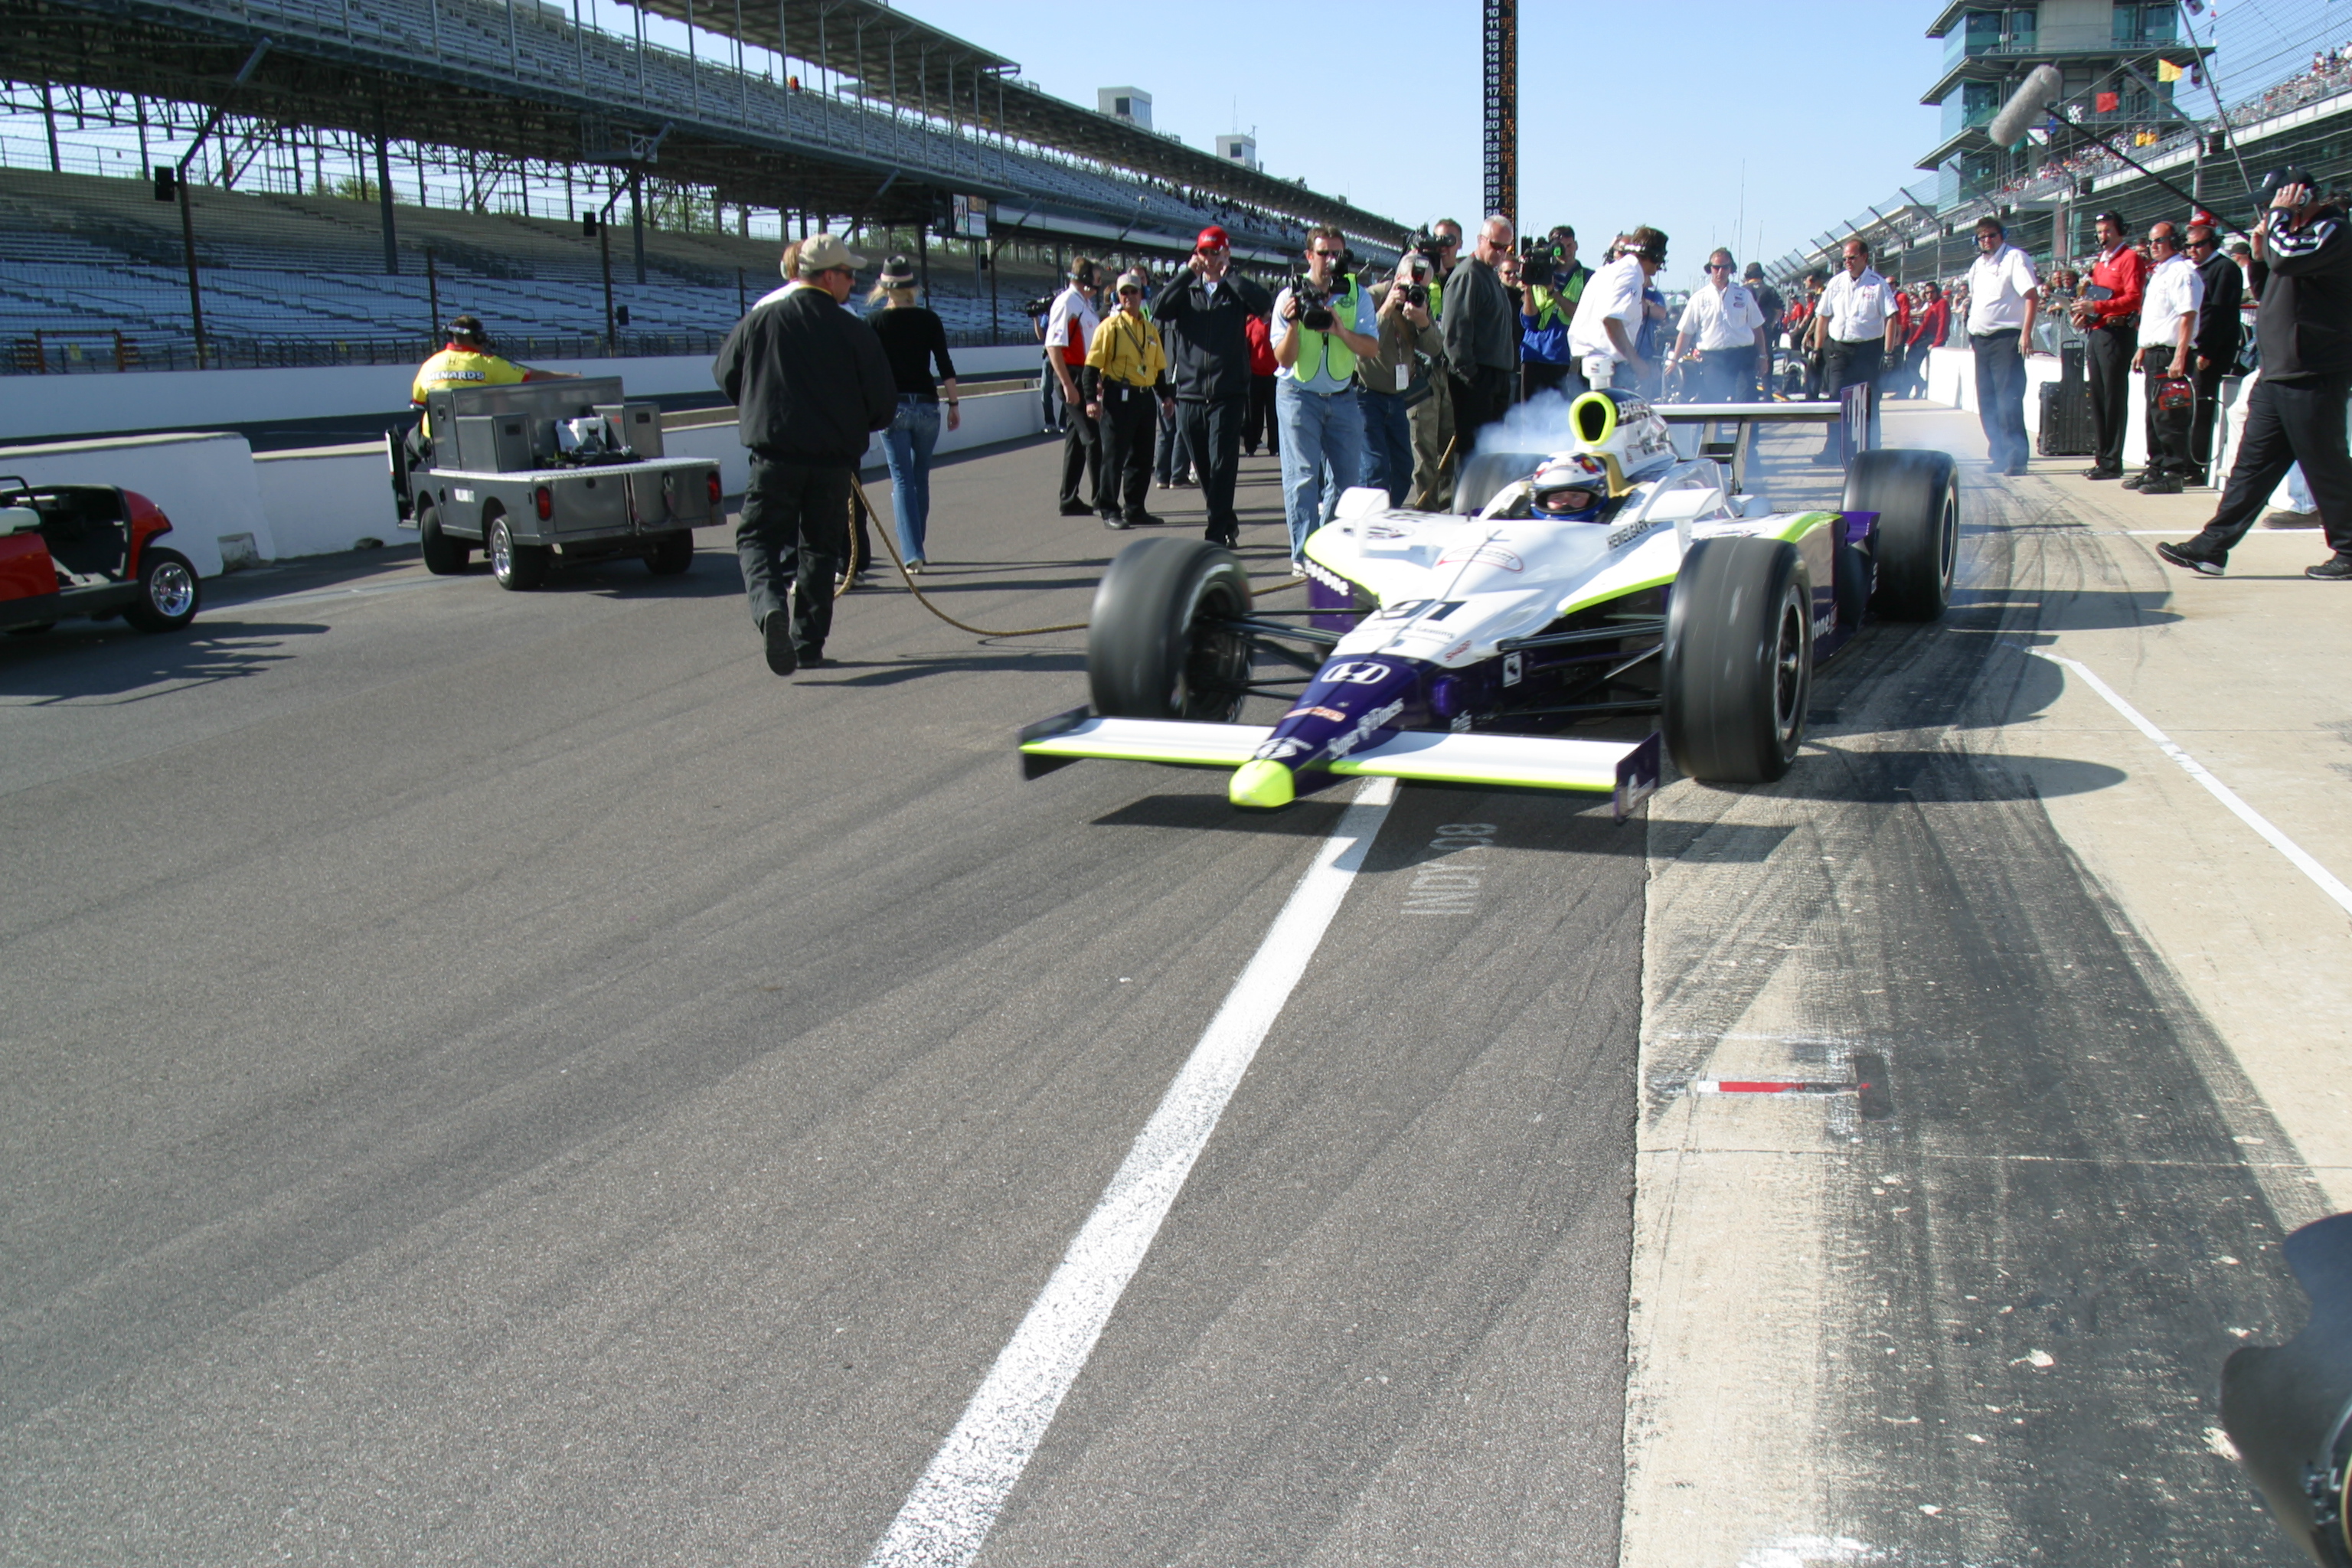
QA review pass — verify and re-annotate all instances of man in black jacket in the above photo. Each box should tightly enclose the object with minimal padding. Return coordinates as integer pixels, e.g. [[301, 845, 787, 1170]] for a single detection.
[[2160, 174, 2352, 579], [2184, 223, 2243, 485], [714, 233, 897, 674], [1152, 226, 1274, 546]]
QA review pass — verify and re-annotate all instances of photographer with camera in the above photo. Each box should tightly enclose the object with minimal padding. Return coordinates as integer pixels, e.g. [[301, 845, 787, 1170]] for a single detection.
[[1406, 224, 1462, 509], [1360, 254, 1445, 506], [1520, 226, 1590, 401], [1047, 257, 1106, 515], [1272, 225, 1380, 572], [1152, 225, 1273, 547], [1568, 226, 1667, 392], [1442, 214, 1521, 464]]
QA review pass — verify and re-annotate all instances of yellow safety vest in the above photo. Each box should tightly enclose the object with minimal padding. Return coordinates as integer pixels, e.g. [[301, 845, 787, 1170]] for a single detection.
[[1292, 274, 1363, 384]]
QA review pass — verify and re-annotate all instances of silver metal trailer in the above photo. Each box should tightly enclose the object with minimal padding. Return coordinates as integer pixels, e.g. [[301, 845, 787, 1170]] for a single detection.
[[389, 376, 724, 590]]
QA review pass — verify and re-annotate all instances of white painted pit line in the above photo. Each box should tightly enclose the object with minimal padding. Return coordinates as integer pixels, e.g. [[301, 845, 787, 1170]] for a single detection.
[[865, 776, 1400, 1568], [2026, 647, 2352, 920]]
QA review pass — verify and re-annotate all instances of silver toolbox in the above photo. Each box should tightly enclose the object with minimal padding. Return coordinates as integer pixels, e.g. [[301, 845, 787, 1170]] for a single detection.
[[595, 402, 665, 458]]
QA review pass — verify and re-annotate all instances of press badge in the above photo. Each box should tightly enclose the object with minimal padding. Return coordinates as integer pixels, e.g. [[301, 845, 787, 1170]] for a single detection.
[[1395, 364, 1410, 391]]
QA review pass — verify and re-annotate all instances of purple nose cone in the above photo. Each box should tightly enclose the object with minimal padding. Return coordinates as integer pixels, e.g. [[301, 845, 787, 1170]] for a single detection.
[[1249, 655, 1424, 770]]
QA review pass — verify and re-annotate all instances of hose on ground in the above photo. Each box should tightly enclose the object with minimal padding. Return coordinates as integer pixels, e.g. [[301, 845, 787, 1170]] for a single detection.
[[836, 475, 1296, 641]]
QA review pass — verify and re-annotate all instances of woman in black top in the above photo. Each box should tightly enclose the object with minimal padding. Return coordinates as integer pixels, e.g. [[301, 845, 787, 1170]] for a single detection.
[[865, 257, 959, 572]]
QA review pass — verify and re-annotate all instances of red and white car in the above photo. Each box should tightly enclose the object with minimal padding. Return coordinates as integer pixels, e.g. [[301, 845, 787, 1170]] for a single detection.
[[0, 478, 200, 637]]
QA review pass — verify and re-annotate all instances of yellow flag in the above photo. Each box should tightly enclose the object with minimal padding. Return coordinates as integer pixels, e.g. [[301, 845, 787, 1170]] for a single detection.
[[2158, 58, 2184, 82]]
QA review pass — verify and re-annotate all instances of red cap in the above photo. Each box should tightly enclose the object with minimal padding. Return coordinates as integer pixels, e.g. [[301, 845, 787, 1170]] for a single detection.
[[1196, 225, 1230, 253]]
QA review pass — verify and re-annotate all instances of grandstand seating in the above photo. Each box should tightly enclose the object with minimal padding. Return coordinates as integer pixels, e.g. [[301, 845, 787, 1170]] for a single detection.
[[0, 166, 1060, 371]]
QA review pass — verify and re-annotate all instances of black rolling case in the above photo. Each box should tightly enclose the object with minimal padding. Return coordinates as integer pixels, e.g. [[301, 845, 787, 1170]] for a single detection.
[[2037, 339, 2093, 456]]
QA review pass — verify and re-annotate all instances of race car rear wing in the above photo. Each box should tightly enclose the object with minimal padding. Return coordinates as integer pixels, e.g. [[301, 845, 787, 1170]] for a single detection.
[[1659, 381, 1873, 494]]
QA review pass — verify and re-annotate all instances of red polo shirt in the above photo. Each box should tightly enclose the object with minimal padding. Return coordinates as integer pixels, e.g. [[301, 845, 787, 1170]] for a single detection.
[[2086, 243, 2148, 326]]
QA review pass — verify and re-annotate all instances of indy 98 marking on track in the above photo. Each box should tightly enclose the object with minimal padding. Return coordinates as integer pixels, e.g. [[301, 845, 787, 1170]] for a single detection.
[[1400, 823, 1494, 916]]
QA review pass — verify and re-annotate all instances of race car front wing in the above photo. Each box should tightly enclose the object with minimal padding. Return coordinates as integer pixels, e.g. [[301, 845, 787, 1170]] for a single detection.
[[1017, 709, 1662, 823]]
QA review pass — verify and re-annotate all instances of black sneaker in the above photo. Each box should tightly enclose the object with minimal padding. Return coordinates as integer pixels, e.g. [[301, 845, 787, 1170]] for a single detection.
[[763, 615, 799, 675], [1127, 512, 1164, 528], [2121, 470, 2151, 490], [795, 648, 831, 668], [1058, 500, 1094, 517], [1102, 514, 1131, 530], [2084, 464, 2124, 480], [2139, 473, 2184, 495], [2154, 538, 2226, 576], [2306, 555, 2352, 580]]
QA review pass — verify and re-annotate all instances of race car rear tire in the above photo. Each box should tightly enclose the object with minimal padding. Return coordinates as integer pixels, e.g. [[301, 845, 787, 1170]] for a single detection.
[[645, 531, 694, 576], [487, 511, 547, 592], [1455, 450, 1553, 516], [122, 547, 201, 633], [1662, 535, 1811, 785], [1846, 448, 1957, 621], [418, 501, 469, 576], [1087, 537, 1253, 723]]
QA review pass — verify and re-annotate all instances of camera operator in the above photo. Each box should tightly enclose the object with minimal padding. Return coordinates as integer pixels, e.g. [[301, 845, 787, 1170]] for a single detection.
[[1273, 225, 1380, 571], [1047, 257, 1105, 514], [1567, 226, 1666, 392], [1153, 225, 1273, 547], [1807, 238, 1900, 462], [1442, 214, 1521, 461], [1408, 223, 1462, 509], [2160, 172, 2352, 580], [1671, 248, 1769, 405], [2070, 211, 2148, 480], [2186, 224, 2243, 484], [1521, 226, 1590, 400], [1360, 254, 1445, 506]]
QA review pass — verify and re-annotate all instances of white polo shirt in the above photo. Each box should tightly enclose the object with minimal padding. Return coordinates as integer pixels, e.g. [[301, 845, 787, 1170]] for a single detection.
[[1816, 266, 1897, 344], [1965, 243, 2040, 335], [1568, 254, 1648, 363], [2138, 252, 2204, 350], [1677, 282, 1766, 351]]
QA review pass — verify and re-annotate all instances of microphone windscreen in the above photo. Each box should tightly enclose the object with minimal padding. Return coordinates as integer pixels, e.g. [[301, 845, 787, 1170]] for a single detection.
[[1988, 65, 2065, 149]]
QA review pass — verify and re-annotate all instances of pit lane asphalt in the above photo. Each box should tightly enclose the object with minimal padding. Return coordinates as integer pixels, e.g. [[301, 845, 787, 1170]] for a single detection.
[[0, 439, 1637, 1565]]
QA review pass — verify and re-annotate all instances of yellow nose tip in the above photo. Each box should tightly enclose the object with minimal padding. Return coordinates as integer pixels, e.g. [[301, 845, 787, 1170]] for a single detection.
[[1229, 759, 1297, 810]]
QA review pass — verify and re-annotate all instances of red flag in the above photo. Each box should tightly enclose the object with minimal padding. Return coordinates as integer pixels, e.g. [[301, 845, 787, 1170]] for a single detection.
[[2096, 90, 2121, 113]]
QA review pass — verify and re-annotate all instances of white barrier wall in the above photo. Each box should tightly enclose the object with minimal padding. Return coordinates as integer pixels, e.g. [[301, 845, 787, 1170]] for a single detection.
[[663, 381, 1044, 495], [0, 432, 270, 577], [255, 442, 403, 557], [1923, 343, 2216, 470], [0, 345, 1046, 443]]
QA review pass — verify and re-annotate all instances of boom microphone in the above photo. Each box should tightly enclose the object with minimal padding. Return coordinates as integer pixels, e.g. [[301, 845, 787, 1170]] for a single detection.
[[1988, 64, 2064, 150]]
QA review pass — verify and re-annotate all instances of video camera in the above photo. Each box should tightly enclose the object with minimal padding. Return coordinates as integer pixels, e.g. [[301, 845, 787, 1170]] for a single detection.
[[1291, 248, 1354, 332], [1407, 229, 1449, 271], [1023, 296, 1057, 318]]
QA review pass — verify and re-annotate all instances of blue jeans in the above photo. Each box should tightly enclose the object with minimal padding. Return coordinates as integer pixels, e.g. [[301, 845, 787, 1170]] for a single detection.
[[880, 395, 941, 561], [1276, 379, 1366, 558], [1360, 389, 1414, 507]]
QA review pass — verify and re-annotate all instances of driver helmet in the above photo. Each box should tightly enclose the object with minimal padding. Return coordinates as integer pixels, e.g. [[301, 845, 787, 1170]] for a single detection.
[[1528, 453, 1610, 521]]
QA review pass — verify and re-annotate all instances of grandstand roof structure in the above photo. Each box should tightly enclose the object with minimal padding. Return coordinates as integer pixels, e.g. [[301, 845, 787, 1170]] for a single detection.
[[4, 0, 1408, 259], [621, 0, 1401, 237]]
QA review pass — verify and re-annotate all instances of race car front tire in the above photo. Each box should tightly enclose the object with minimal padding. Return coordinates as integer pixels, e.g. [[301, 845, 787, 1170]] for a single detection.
[[1846, 448, 1958, 621], [1663, 535, 1811, 785], [1087, 537, 1253, 723]]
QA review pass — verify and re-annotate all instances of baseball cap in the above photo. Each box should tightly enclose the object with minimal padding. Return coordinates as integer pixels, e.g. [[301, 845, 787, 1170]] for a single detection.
[[1195, 225, 1230, 253], [1116, 270, 1150, 294], [793, 232, 867, 277], [2092, 210, 2128, 228]]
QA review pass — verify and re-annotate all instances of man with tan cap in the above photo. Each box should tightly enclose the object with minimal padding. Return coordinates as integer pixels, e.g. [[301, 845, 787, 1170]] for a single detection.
[[714, 232, 897, 675]]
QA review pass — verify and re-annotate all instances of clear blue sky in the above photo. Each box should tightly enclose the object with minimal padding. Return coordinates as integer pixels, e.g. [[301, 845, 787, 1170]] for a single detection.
[[907, 0, 1947, 292]]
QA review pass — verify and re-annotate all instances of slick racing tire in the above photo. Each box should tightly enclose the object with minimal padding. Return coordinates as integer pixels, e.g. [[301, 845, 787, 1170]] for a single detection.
[[122, 546, 201, 633], [1455, 450, 1553, 517], [487, 510, 548, 592], [418, 500, 469, 576], [1846, 447, 1958, 621], [1088, 537, 1253, 723], [645, 531, 695, 576], [1663, 535, 1811, 785]]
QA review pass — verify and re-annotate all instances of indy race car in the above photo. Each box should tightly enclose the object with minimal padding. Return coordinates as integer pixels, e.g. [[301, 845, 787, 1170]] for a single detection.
[[1018, 387, 1958, 812]]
